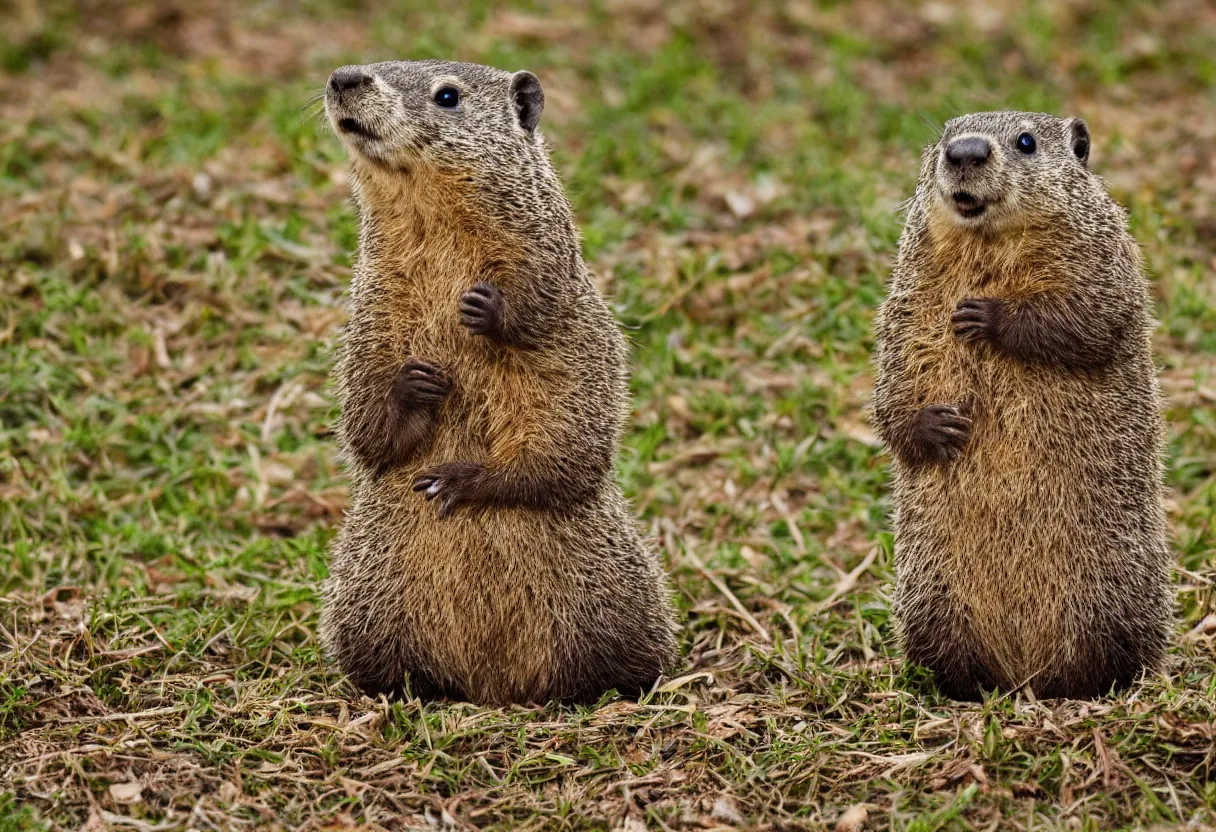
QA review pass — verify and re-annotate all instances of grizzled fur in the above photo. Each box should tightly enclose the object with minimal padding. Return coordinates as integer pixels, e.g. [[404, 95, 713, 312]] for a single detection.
[[319, 60, 678, 704], [872, 111, 1172, 700]]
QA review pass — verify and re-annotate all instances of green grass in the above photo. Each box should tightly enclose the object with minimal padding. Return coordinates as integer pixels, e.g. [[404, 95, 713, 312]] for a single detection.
[[1, 0, 1214, 829]]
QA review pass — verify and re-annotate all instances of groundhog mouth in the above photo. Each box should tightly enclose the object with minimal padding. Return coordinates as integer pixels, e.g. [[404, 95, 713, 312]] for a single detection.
[[951, 191, 988, 219], [338, 117, 378, 141]]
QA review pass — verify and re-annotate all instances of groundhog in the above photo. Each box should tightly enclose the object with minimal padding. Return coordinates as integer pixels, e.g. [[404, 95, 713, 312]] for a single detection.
[[318, 60, 678, 704], [872, 111, 1172, 700]]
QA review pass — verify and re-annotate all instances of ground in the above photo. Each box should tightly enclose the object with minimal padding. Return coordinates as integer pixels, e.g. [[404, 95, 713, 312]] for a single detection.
[[1, 0, 1214, 829]]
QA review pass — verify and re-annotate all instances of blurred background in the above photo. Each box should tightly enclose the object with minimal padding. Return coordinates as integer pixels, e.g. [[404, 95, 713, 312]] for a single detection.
[[1, 1, 1214, 829]]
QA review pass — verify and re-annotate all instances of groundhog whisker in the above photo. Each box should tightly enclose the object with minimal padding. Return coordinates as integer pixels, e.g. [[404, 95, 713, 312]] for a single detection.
[[917, 111, 944, 138]]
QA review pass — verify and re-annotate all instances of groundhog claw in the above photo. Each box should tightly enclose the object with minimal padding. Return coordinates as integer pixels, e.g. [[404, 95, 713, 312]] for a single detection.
[[460, 282, 504, 337], [912, 403, 972, 461], [412, 461, 487, 517], [952, 298, 1001, 344], [393, 360, 450, 407]]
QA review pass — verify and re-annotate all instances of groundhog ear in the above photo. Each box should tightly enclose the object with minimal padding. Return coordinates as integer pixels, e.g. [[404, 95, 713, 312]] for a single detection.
[[1066, 117, 1091, 166], [510, 71, 544, 133]]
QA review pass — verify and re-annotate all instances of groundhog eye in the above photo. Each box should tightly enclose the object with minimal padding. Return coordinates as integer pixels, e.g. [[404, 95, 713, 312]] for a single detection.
[[1016, 132, 1037, 155], [434, 86, 460, 109]]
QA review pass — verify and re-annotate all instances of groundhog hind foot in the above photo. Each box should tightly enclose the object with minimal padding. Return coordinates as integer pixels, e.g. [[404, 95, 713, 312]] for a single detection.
[[559, 663, 669, 705], [930, 671, 991, 702], [1028, 640, 1165, 700], [335, 647, 457, 702], [909, 651, 1001, 702], [558, 624, 679, 704]]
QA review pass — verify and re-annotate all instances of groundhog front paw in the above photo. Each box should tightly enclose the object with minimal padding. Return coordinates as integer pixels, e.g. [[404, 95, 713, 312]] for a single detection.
[[392, 360, 451, 409], [912, 404, 972, 461], [952, 298, 1002, 344], [460, 282, 504, 338], [412, 461, 487, 518]]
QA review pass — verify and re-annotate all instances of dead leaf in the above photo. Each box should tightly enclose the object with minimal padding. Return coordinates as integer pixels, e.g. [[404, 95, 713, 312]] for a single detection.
[[724, 190, 756, 219], [614, 819, 647, 832], [42, 586, 84, 621], [1184, 614, 1216, 641], [711, 796, 744, 825], [109, 781, 143, 804], [835, 804, 868, 832]]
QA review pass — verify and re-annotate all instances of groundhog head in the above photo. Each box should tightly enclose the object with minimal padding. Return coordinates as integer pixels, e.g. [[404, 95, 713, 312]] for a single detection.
[[324, 60, 546, 175], [921, 111, 1093, 233]]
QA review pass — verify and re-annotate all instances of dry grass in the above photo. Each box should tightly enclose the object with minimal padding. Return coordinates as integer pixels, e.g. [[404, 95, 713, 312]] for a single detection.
[[1, 0, 1214, 829]]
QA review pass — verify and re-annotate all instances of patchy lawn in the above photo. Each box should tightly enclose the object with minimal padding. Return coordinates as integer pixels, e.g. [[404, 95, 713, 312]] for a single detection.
[[1, 1, 1213, 829]]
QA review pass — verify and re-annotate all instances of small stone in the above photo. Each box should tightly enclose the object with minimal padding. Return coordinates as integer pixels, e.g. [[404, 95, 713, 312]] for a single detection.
[[192, 171, 212, 201], [711, 796, 744, 825], [108, 781, 142, 804], [835, 804, 868, 832]]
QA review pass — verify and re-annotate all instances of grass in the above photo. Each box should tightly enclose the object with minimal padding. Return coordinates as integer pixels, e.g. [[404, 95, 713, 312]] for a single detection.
[[1, 0, 1214, 829]]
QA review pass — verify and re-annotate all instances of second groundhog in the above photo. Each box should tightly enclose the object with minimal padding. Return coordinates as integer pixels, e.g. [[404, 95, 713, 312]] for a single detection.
[[873, 111, 1172, 700], [319, 60, 678, 704]]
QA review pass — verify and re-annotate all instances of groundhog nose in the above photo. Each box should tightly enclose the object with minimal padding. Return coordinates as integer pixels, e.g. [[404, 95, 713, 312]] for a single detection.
[[329, 67, 372, 94], [946, 136, 992, 168]]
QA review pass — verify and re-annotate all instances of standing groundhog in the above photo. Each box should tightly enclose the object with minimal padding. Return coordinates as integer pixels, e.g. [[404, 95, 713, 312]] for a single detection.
[[873, 111, 1172, 700], [318, 60, 678, 704]]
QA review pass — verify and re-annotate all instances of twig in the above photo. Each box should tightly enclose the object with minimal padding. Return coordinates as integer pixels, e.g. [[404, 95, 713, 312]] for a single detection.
[[813, 548, 878, 613], [682, 546, 771, 643], [770, 491, 806, 555], [1093, 728, 1114, 790]]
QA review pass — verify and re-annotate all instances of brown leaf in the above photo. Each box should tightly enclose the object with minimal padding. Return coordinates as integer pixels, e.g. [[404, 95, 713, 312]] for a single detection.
[[711, 796, 744, 825], [835, 804, 868, 832], [42, 586, 84, 621], [108, 781, 143, 804]]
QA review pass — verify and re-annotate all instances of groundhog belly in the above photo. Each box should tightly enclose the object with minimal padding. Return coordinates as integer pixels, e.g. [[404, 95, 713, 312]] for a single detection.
[[907, 356, 1118, 683], [390, 500, 574, 702], [372, 316, 587, 700]]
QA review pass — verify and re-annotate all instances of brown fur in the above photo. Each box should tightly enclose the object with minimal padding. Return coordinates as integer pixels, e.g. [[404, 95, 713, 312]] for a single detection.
[[318, 61, 678, 704], [873, 111, 1172, 700]]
